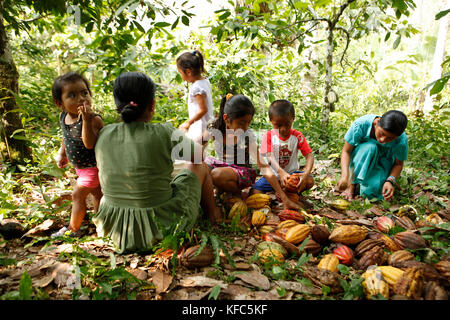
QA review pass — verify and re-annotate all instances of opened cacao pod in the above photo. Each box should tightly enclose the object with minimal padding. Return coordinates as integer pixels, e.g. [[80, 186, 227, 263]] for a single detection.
[[393, 231, 427, 250], [311, 225, 330, 244], [388, 250, 415, 266], [318, 253, 340, 273], [333, 245, 354, 266], [396, 205, 417, 220], [395, 216, 416, 230], [377, 266, 405, 288], [393, 266, 424, 299], [361, 268, 390, 300], [425, 213, 444, 225], [328, 225, 367, 245], [278, 209, 306, 223], [181, 245, 215, 269], [251, 210, 266, 226], [284, 224, 310, 244], [286, 173, 301, 193], [355, 239, 384, 257]]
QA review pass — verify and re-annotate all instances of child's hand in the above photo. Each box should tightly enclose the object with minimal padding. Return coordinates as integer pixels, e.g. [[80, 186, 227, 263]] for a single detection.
[[279, 170, 290, 188], [382, 182, 394, 201], [179, 120, 191, 132], [279, 191, 300, 210], [56, 153, 68, 168], [337, 177, 348, 191], [296, 173, 308, 191], [78, 101, 95, 122]]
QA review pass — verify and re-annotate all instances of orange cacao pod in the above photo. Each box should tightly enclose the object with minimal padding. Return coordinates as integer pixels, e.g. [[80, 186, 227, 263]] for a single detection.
[[355, 239, 384, 257], [393, 231, 427, 250], [251, 210, 266, 226], [311, 225, 330, 244], [278, 209, 306, 223], [286, 173, 301, 193], [277, 219, 299, 230], [181, 245, 215, 269], [284, 224, 310, 244], [275, 227, 290, 239], [333, 245, 354, 266], [328, 225, 368, 245], [395, 216, 416, 230], [318, 253, 339, 273], [388, 250, 415, 266], [393, 267, 424, 299]]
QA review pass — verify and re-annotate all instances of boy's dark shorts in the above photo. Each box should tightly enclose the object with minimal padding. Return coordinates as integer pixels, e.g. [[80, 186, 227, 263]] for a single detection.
[[251, 170, 313, 192]]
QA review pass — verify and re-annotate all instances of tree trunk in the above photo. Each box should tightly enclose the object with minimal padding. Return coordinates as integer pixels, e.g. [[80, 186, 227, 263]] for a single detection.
[[423, 0, 449, 113], [0, 1, 32, 164], [321, 23, 335, 141]]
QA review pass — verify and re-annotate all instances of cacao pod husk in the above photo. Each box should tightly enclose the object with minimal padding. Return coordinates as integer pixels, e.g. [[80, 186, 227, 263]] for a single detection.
[[311, 225, 330, 244], [258, 248, 285, 265], [284, 224, 310, 244], [379, 234, 401, 252], [433, 261, 450, 279], [391, 260, 442, 282], [277, 219, 299, 230], [256, 241, 288, 258], [303, 266, 343, 293], [377, 266, 405, 288], [396, 205, 417, 220], [388, 250, 415, 266], [361, 268, 390, 300], [285, 173, 301, 193], [302, 238, 322, 256], [424, 281, 448, 300], [181, 245, 215, 269], [355, 239, 384, 257], [393, 231, 427, 250], [330, 199, 350, 211], [393, 266, 424, 299], [278, 209, 306, 223], [395, 216, 416, 230], [333, 245, 354, 266], [269, 233, 300, 254], [318, 253, 340, 273], [251, 210, 266, 226], [328, 225, 367, 245], [358, 246, 386, 270], [425, 213, 444, 225]]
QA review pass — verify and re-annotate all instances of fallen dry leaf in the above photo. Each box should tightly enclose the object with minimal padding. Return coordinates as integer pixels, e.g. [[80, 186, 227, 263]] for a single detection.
[[178, 275, 227, 289], [275, 280, 321, 295], [150, 269, 173, 294], [234, 270, 271, 290]]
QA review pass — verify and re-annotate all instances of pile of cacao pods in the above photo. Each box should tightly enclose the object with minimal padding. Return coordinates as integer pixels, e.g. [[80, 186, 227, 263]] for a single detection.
[[216, 194, 450, 300]]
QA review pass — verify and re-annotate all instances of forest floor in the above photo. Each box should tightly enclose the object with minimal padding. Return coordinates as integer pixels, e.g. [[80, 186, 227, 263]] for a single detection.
[[0, 159, 448, 300]]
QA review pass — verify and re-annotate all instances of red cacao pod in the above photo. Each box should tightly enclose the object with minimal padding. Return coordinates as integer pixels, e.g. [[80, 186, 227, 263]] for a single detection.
[[333, 245, 354, 266], [278, 209, 306, 224], [375, 216, 394, 233]]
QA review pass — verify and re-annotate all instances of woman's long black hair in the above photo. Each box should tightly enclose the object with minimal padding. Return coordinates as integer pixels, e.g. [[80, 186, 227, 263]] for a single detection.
[[210, 94, 255, 134], [113, 72, 156, 123], [379, 110, 408, 136]]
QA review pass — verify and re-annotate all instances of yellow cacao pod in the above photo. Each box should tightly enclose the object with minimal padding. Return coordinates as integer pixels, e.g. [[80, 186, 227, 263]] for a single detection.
[[258, 248, 285, 264], [258, 225, 274, 234], [285, 224, 310, 244], [425, 213, 444, 225], [245, 193, 271, 209], [361, 268, 390, 300], [330, 199, 350, 210], [318, 253, 339, 273], [277, 219, 299, 230], [329, 225, 368, 245], [377, 266, 405, 288], [228, 201, 248, 220], [252, 210, 266, 226], [379, 234, 401, 252]]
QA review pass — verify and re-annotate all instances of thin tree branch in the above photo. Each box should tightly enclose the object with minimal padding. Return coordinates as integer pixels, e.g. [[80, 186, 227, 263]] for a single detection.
[[335, 26, 351, 68], [5, 15, 49, 28], [331, 0, 357, 27]]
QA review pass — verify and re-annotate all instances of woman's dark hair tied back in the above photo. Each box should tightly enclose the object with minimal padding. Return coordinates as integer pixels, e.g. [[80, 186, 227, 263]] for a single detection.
[[113, 72, 156, 123], [379, 110, 408, 136], [210, 94, 255, 134]]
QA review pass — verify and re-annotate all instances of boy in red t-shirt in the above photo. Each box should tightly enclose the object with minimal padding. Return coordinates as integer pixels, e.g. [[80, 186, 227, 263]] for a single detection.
[[252, 100, 314, 194]]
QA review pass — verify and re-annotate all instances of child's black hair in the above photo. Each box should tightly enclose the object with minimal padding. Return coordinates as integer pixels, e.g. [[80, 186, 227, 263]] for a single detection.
[[268, 99, 295, 120], [113, 72, 156, 123], [52, 71, 92, 107], [176, 50, 206, 76], [379, 110, 408, 136], [210, 94, 255, 134]]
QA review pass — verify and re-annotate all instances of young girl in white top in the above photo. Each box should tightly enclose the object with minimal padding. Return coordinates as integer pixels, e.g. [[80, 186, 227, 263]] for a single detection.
[[176, 50, 214, 144]]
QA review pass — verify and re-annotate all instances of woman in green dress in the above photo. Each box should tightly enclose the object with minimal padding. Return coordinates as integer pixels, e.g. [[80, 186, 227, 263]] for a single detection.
[[92, 72, 221, 254], [337, 110, 408, 201]]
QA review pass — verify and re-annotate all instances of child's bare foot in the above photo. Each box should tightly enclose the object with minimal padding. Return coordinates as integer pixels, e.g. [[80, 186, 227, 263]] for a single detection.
[[341, 184, 356, 200], [209, 207, 223, 225]]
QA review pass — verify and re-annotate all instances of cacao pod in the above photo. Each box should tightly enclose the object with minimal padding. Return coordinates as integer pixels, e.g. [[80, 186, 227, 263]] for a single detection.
[[328, 225, 368, 245], [393, 267, 424, 299], [391, 260, 442, 282], [318, 253, 340, 273], [355, 239, 384, 257], [361, 268, 390, 300], [379, 234, 401, 252], [286, 173, 301, 193], [251, 210, 266, 226], [181, 245, 215, 269], [433, 261, 450, 278], [256, 241, 288, 257], [277, 192, 300, 203], [375, 216, 394, 233], [330, 199, 350, 211], [393, 231, 427, 250], [311, 225, 330, 244], [258, 225, 274, 234], [425, 213, 444, 225], [395, 216, 416, 230], [222, 194, 243, 211], [245, 193, 271, 209], [303, 266, 343, 293], [275, 227, 290, 239], [228, 201, 248, 220], [277, 219, 299, 230], [302, 238, 322, 256], [396, 205, 417, 220], [377, 266, 405, 288], [358, 246, 386, 270], [424, 281, 448, 300], [237, 214, 252, 231], [285, 224, 310, 244], [269, 233, 300, 254], [278, 209, 306, 223], [258, 248, 285, 264], [333, 245, 354, 266], [388, 250, 415, 266]]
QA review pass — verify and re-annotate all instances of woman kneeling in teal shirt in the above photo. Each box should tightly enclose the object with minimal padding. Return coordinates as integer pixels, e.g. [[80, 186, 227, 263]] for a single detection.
[[337, 110, 408, 201]]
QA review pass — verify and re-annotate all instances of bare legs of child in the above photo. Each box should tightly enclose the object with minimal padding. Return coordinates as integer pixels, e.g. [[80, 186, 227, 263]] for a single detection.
[[209, 167, 241, 195], [187, 162, 223, 225]]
